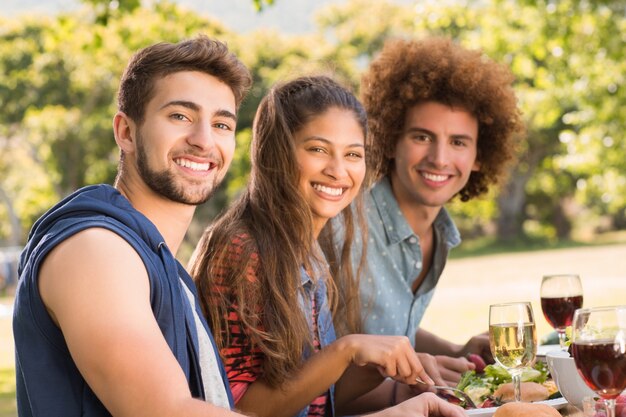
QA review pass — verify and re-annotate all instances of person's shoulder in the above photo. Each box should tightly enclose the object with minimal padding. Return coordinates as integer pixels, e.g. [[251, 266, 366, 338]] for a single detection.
[[51, 227, 139, 260], [369, 176, 396, 206], [38, 227, 149, 325], [213, 230, 261, 268], [230, 232, 254, 247], [40, 227, 147, 293]]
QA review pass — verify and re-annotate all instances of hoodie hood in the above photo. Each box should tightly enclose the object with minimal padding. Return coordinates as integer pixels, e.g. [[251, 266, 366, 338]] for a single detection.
[[19, 184, 163, 275]]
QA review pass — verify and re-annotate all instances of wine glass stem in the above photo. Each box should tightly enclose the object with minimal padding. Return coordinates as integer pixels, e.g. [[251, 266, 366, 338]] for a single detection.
[[604, 398, 616, 417], [557, 329, 567, 350], [512, 372, 522, 402]]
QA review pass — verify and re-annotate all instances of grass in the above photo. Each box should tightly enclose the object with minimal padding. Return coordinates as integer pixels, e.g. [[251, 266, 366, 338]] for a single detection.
[[450, 230, 626, 259], [0, 368, 15, 417], [0, 295, 15, 417]]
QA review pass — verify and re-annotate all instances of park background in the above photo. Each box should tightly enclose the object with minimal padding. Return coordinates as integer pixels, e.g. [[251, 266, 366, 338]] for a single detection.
[[0, 0, 625, 415]]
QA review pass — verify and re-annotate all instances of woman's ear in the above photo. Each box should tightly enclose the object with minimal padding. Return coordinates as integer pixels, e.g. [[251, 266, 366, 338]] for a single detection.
[[113, 112, 137, 154]]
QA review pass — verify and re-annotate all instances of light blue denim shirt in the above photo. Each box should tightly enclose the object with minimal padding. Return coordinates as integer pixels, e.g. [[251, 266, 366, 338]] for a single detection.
[[357, 177, 461, 344], [296, 255, 336, 417]]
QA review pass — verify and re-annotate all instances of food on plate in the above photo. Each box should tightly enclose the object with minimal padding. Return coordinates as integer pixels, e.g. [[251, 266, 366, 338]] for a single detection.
[[455, 362, 560, 409], [492, 402, 561, 417], [467, 353, 487, 373], [493, 382, 550, 403]]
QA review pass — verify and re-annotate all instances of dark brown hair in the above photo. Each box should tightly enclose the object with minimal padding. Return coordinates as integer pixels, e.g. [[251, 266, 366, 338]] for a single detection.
[[362, 37, 524, 201], [117, 35, 251, 125], [189, 75, 368, 387]]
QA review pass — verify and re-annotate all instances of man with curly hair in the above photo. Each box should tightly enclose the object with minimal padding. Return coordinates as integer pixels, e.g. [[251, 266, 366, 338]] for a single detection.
[[355, 36, 524, 388]]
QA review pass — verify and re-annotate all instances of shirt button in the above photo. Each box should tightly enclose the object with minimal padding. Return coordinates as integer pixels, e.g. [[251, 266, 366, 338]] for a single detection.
[[409, 236, 417, 244], [415, 261, 422, 269]]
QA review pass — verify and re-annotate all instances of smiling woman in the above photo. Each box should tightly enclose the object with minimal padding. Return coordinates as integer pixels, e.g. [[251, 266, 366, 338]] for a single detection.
[[189, 75, 373, 417]]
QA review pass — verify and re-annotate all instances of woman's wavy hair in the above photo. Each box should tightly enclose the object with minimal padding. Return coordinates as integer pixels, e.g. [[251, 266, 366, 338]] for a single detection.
[[362, 36, 525, 201], [190, 75, 370, 387]]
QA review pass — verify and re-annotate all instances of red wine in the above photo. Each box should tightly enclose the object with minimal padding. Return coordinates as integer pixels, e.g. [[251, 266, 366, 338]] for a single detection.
[[541, 295, 583, 329], [572, 341, 626, 399]]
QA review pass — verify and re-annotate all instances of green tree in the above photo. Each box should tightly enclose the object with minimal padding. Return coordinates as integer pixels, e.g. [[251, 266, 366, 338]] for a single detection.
[[2, 0, 624, 249], [0, 1, 345, 251], [317, 0, 626, 243], [0, 3, 236, 243]]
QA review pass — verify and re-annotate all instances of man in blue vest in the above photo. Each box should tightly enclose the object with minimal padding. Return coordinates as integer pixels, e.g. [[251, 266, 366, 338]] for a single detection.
[[13, 35, 253, 416]]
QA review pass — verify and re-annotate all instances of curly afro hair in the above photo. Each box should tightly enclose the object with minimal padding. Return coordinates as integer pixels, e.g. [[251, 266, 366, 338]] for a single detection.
[[361, 36, 524, 201]]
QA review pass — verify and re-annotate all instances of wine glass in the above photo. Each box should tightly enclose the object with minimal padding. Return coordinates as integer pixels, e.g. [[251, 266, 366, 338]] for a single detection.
[[571, 306, 626, 417], [489, 302, 537, 402], [540, 274, 583, 349]]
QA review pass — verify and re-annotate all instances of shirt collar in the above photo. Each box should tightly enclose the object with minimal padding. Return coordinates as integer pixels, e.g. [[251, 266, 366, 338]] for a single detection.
[[300, 242, 328, 286], [299, 265, 312, 286], [370, 176, 461, 248], [433, 206, 462, 248], [370, 176, 414, 245]]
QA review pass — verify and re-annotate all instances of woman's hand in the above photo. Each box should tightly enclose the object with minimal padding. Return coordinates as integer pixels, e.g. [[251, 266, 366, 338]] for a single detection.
[[337, 334, 435, 386]]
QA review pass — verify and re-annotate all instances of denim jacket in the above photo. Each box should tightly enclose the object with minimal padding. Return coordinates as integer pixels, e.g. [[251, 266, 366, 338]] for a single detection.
[[297, 259, 336, 417]]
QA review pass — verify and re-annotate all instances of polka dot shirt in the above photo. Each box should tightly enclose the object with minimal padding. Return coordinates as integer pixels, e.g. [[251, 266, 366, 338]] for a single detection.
[[350, 177, 461, 344]]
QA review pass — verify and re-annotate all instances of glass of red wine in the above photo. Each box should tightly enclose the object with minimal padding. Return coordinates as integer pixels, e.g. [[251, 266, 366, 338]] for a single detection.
[[540, 274, 583, 349], [571, 306, 626, 417]]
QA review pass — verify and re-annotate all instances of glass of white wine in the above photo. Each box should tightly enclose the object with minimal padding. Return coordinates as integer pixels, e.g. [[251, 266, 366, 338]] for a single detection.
[[489, 302, 537, 402]]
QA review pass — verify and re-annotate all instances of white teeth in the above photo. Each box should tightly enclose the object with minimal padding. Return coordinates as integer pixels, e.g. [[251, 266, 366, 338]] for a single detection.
[[421, 172, 448, 182], [175, 158, 210, 171], [313, 184, 344, 196]]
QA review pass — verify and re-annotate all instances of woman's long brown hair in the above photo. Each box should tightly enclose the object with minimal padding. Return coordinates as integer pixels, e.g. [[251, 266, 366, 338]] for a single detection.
[[189, 75, 373, 388]]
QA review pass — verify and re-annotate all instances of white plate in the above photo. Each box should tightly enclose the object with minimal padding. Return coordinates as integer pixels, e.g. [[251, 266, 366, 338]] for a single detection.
[[465, 398, 568, 416]]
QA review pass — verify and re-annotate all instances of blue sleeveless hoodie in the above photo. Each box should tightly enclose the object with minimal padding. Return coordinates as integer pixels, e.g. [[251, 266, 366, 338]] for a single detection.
[[13, 184, 233, 416]]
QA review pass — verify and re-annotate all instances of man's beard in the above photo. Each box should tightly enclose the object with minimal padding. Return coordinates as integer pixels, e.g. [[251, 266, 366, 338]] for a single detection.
[[135, 133, 222, 205]]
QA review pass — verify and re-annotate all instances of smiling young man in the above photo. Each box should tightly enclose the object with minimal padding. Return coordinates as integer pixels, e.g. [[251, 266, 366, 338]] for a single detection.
[[12, 36, 254, 416], [354, 36, 524, 389]]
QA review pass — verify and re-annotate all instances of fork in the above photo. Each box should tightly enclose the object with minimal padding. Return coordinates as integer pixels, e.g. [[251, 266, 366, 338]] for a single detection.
[[415, 378, 478, 409]]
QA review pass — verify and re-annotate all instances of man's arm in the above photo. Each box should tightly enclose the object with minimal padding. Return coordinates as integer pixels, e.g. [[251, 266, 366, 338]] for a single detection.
[[414, 328, 491, 359], [414, 328, 465, 357], [38, 228, 242, 417]]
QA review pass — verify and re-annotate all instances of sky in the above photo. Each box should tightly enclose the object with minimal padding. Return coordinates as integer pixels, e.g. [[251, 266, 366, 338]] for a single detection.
[[3, 0, 348, 34]]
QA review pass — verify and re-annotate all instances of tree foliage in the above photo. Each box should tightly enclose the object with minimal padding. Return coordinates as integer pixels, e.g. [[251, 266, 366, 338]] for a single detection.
[[317, 0, 626, 243], [0, 2, 236, 241], [0, 0, 624, 249]]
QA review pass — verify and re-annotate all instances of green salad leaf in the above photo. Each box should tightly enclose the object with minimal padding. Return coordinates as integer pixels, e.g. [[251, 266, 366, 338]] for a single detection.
[[455, 362, 550, 406]]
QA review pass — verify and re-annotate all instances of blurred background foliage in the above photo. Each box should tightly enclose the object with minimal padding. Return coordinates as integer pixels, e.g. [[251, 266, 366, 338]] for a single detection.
[[1, 0, 625, 261]]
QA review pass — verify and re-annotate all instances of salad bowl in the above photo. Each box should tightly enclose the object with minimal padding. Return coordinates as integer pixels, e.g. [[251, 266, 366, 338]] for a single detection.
[[546, 350, 595, 409]]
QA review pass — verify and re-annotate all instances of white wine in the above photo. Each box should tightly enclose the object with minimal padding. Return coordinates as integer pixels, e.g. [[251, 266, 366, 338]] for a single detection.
[[489, 323, 537, 369]]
